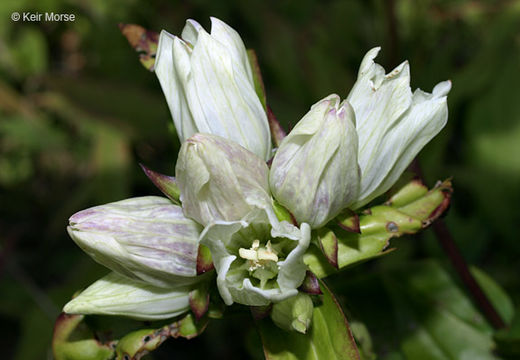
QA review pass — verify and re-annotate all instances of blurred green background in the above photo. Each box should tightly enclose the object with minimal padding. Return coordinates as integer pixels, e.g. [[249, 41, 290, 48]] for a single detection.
[[1, 0, 520, 359]]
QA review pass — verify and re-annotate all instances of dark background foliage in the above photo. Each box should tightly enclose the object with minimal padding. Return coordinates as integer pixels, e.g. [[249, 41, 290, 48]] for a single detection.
[[1, 0, 519, 358]]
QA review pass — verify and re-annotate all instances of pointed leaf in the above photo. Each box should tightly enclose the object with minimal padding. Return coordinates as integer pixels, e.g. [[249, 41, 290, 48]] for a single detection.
[[139, 164, 180, 204], [257, 280, 360, 360], [386, 178, 428, 207], [305, 178, 453, 278]]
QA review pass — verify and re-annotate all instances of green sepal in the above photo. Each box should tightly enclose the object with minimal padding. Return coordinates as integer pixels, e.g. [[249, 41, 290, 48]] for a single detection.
[[139, 164, 180, 204], [305, 178, 453, 278], [336, 209, 360, 233], [196, 244, 214, 275], [298, 270, 322, 295], [246, 49, 267, 110], [315, 228, 339, 269], [270, 293, 314, 334], [246, 49, 286, 147], [169, 313, 208, 339], [189, 285, 210, 321], [207, 299, 226, 319], [272, 199, 294, 224], [119, 24, 159, 71], [53, 313, 115, 360]]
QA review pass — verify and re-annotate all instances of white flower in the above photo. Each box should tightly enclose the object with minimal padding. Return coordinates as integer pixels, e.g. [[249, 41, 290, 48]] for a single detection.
[[154, 17, 272, 160], [177, 133, 311, 306], [269, 95, 360, 228], [348, 47, 451, 208]]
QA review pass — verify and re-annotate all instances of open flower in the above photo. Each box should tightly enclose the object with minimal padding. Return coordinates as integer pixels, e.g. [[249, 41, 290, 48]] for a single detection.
[[176, 133, 311, 306], [154, 17, 271, 160]]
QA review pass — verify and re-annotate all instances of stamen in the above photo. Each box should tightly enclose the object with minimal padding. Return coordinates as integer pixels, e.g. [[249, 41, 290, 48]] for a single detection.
[[238, 239, 279, 271]]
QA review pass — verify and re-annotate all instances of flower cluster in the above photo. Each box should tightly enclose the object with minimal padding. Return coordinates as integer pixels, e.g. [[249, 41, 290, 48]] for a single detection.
[[64, 17, 449, 322]]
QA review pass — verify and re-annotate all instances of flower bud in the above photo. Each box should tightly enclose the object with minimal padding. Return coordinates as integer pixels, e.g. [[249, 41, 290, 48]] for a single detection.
[[270, 95, 360, 228], [68, 196, 201, 288], [347, 47, 450, 208], [155, 17, 272, 160], [176, 133, 272, 226], [270, 293, 314, 334], [63, 272, 191, 320]]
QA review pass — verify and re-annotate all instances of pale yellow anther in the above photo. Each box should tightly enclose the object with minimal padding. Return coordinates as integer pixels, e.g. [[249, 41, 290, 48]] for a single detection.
[[258, 248, 278, 262], [238, 239, 279, 270], [238, 248, 258, 261]]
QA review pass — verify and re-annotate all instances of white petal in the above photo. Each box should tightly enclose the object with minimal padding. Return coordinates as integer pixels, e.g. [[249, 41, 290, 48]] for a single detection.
[[154, 30, 197, 142], [63, 272, 191, 320], [176, 134, 271, 226], [352, 82, 450, 208], [68, 196, 201, 288], [188, 29, 271, 160], [347, 48, 413, 206], [209, 17, 253, 84], [270, 95, 360, 228], [181, 19, 202, 46]]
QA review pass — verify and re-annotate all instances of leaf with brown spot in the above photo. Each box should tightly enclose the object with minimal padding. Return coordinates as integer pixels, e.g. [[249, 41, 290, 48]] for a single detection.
[[305, 178, 453, 278]]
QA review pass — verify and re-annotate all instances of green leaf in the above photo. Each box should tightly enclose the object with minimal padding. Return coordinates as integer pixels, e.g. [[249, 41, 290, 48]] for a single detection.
[[470, 266, 515, 325], [383, 260, 496, 359], [305, 179, 453, 278], [257, 281, 360, 360]]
